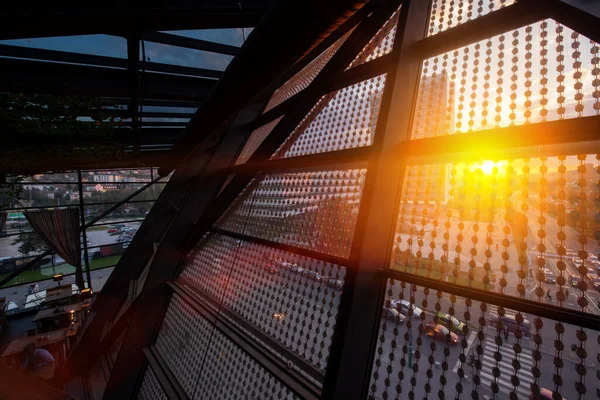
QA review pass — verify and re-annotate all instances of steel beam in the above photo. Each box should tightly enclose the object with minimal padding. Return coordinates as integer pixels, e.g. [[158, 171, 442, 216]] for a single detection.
[[158, 0, 373, 175], [0, 1, 269, 40], [0, 44, 222, 79], [413, 1, 547, 60], [0, 58, 214, 102], [322, 1, 433, 398], [140, 32, 240, 56]]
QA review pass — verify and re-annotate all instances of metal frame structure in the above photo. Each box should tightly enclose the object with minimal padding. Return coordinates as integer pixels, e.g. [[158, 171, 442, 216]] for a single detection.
[[57, 0, 600, 399]]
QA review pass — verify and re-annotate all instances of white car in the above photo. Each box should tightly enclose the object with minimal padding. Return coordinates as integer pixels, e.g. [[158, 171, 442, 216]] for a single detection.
[[391, 299, 423, 318]]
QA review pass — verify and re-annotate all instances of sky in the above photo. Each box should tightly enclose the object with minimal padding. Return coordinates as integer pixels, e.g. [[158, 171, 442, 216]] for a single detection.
[[0, 28, 250, 70], [0, 29, 251, 117]]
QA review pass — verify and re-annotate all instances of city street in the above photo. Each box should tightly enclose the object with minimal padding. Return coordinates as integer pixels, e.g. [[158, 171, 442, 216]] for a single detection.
[[369, 283, 599, 400]]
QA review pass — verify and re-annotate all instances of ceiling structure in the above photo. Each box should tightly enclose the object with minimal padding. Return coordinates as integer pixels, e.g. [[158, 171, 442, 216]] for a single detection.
[[0, 0, 270, 174]]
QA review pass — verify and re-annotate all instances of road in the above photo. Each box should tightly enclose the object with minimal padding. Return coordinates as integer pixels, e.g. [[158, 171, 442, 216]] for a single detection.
[[369, 284, 599, 400]]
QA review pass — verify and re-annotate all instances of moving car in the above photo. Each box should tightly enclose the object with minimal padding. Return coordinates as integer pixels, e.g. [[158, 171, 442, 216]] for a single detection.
[[423, 322, 459, 344], [382, 307, 405, 324], [436, 312, 466, 335], [570, 274, 581, 288], [325, 278, 344, 291], [391, 299, 423, 318], [263, 263, 278, 274], [488, 314, 530, 336], [544, 270, 556, 284], [301, 269, 322, 282]]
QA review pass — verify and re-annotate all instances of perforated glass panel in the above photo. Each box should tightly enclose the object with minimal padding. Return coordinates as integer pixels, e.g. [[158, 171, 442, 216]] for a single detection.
[[154, 294, 213, 398], [194, 323, 298, 400], [414, 19, 600, 138], [179, 233, 346, 372], [348, 8, 400, 69], [234, 117, 283, 165], [391, 150, 600, 313], [137, 366, 168, 400], [214, 167, 367, 258], [264, 31, 353, 113], [427, 0, 517, 37], [271, 75, 387, 159]]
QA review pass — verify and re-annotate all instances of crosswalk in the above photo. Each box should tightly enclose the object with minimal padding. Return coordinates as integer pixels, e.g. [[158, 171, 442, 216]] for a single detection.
[[476, 332, 535, 399], [487, 305, 518, 319]]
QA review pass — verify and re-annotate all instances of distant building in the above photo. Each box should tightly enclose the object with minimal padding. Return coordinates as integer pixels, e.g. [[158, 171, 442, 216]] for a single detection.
[[69, 193, 79, 201], [47, 192, 55, 199], [93, 175, 116, 183], [403, 73, 454, 205], [82, 191, 92, 198]]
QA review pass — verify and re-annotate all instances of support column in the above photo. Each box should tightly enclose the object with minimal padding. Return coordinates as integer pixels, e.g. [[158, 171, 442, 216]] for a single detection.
[[77, 169, 92, 291], [322, 1, 432, 398]]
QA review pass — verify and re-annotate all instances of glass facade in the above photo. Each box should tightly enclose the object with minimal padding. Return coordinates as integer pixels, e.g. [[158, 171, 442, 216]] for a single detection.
[[75, 2, 600, 400]]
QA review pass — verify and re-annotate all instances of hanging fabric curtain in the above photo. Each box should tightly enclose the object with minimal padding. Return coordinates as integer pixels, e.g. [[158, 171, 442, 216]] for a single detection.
[[0, 212, 6, 234], [24, 208, 84, 290]]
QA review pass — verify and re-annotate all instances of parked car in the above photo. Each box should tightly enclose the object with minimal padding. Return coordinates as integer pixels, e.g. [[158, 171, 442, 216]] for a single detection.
[[422, 322, 459, 344], [489, 314, 530, 336], [391, 299, 423, 318], [107, 228, 119, 234], [592, 278, 600, 292], [435, 312, 466, 335], [382, 307, 405, 324]]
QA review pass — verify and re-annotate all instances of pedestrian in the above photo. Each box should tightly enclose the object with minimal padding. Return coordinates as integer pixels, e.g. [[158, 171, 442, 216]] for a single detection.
[[565, 289, 569, 300], [546, 289, 552, 301], [504, 327, 509, 340], [20, 343, 55, 379]]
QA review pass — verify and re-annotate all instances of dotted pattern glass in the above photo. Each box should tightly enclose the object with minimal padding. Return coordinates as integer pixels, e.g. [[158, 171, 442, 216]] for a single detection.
[[368, 277, 596, 400], [428, 0, 517, 37], [234, 117, 283, 166], [154, 293, 213, 398], [179, 233, 346, 371], [264, 31, 353, 113], [271, 75, 387, 159], [194, 325, 298, 400], [214, 167, 367, 258], [85, 361, 107, 400], [392, 153, 600, 313], [137, 366, 168, 400], [348, 8, 400, 68], [414, 19, 600, 138]]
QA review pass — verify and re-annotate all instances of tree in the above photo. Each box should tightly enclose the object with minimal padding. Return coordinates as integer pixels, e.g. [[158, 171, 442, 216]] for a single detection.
[[11, 233, 46, 257]]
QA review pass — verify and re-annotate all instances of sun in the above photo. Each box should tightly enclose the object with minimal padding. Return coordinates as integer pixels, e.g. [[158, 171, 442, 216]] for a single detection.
[[469, 160, 508, 176], [480, 160, 496, 175]]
